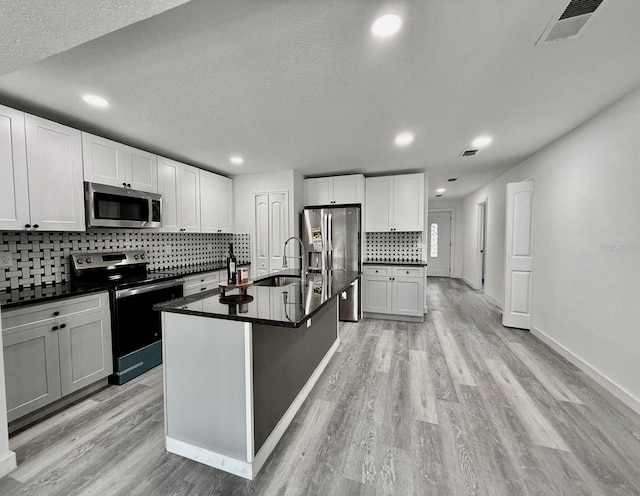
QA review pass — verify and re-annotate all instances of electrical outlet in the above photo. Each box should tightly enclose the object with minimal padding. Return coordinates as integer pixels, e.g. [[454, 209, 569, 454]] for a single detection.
[[0, 253, 12, 268]]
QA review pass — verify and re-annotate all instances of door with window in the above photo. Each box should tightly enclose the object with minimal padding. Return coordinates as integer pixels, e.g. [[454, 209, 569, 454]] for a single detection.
[[427, 212, 451, 277]]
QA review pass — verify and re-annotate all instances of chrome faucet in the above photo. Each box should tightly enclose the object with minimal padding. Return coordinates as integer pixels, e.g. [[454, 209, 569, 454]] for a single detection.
[[282, 236, 307, 284]]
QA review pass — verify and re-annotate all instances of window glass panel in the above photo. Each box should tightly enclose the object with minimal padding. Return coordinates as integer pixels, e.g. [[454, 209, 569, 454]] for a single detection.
[[430, 222, 438, 258]]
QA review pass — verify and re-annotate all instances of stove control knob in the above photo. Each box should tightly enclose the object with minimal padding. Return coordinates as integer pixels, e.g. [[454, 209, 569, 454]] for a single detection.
[[134, 255, 139, 260], [86, 257, 93, 264], [77, 258, 83, 265], [140, 254, 146, 259]]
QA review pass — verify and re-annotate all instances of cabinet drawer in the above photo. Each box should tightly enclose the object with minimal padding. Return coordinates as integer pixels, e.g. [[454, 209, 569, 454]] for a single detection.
[[363, 266, 391, 276], [2, 292, 110, 334], [183, 271, 220, 290], [393, 267, 424, 278]]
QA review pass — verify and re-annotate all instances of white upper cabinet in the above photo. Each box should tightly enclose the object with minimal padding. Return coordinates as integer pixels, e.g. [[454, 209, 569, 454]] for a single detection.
[[180, 164, 200, 232], [304, 177, 333, 205], [157, 157, 203, 232], [82, 133, 158, 193], [364, 176, 394, 231], [157, 157, 182, 232], [304, 174, 364, 206], [82, 133, 126, 188], [0, 105, 30, 230], [332, 175, 364, 204], [365, 173, 424, 232], [217, 176, 233, 233], [25, 115, 85, 231], [124, 146, 157, 193], [201, 170, 233, 233]]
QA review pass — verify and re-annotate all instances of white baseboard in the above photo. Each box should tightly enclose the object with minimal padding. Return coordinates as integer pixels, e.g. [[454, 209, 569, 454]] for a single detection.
[[461, 277, 477, 290], [532, 327, 640, 415], [483, 292, 503, 311], [166, 337, 340, 480], [166, 437, 253, 479], [0, 451, 17, 479]]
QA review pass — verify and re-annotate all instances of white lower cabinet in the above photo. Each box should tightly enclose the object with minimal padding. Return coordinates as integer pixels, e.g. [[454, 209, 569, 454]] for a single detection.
[[362, 266, 425, 320], [1, 292, 112, 422], [183, 270, 223, 296]]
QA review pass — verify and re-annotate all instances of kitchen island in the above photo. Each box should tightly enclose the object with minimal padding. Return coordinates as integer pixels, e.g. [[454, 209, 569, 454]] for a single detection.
[[155, 269, 359, 479]]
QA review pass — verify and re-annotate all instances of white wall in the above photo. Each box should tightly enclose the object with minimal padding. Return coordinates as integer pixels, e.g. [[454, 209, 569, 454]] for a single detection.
[[462, 87, 640, 412], [429, 198, 464, 278], [0, 313, 18, 478]]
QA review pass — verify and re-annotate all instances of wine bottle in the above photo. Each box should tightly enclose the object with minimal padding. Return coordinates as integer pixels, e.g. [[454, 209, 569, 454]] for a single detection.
[[227, 243, 237, 284]]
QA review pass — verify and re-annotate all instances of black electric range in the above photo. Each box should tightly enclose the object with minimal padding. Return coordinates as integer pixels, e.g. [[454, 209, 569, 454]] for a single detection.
[[71, 251, 184, 384]]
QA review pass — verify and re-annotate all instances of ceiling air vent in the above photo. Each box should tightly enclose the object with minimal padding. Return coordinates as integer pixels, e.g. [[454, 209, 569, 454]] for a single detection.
[[537, 0, 605, 44], [460, 149, 479, 157]]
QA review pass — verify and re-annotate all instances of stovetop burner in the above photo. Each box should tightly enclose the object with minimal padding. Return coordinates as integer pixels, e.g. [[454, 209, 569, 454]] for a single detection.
[[70, 250, 182, 291]]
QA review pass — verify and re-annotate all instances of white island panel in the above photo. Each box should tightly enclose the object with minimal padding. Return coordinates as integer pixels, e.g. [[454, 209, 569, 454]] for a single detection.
[[163, 313, 251, 461]]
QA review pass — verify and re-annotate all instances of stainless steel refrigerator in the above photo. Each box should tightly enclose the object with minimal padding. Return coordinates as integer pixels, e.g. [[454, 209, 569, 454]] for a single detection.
[[302, 204, 361, 322]]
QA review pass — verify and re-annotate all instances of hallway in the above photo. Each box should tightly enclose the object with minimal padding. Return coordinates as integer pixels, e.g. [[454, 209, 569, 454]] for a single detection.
[[1, 279, 639, 495]]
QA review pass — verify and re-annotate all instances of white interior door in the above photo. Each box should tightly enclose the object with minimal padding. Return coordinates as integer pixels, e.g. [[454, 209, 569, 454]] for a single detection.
[[268, 193, 288, 273], [427, 212, 451, 277], [254, 192, 289, 276], [255, 194, 269, 276], [503, 181, 535, 329]]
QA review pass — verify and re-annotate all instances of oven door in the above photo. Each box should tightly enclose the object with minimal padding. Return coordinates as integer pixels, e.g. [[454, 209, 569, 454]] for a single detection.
[[112, 280, 184, 357], [85, 182, 160, 228]]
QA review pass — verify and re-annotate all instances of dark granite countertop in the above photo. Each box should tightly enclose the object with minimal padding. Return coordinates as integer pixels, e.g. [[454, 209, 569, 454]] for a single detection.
[[0, 261, 251, 310], [151, 260, 250, 277], [154, 269, 361, 329], [363, 260, 427, 267], [0, 282, 114, 310]]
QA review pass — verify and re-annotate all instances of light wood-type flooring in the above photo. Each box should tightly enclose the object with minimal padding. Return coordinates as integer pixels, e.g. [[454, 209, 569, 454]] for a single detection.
[[2, 278, 640, 495]]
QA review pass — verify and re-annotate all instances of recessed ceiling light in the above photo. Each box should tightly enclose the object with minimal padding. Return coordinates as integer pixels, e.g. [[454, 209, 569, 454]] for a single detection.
[[472, 135, 493, 148], [82, 94, 109, 108], [371, 14, 402, 38], [230, 156, 244, 165], [437, 188, 446, 193], [394, 132, 414, 147]]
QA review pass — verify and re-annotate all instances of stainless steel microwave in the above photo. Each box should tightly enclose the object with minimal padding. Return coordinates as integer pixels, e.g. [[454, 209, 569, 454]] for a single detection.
[[85, 182, 162, 228]]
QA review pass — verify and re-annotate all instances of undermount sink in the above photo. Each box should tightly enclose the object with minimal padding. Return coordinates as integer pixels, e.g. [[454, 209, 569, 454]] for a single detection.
[[253, 275, 301, 287]]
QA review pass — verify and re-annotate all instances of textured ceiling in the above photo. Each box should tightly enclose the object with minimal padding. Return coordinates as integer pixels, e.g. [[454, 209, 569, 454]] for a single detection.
[[0, 0, 191, 76], [1, 0, 640, 199]]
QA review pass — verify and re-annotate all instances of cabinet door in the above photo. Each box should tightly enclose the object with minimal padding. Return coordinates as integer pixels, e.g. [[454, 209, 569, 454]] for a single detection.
[[393, 173, 424, 231], [365, 176, 394, 231], [2, 322, 62, 422], [82, 132, 126, 188], [125, 146, 157, 193], [58, 311, 113, 396], [180, 164, 200, 232], [392, 277, 424, 317], [0, 105, 30, 230], [304, 177, 333, 206], [217, 176, 233, 233], [25, 115, 85, 231], [362, 275, 393, 313], [158, 157, 181, 232], [332, 175, 364, 205], [199, 170, 219, 233]]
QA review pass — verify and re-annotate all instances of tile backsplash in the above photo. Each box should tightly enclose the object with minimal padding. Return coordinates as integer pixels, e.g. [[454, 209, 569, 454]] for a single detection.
[[0, 230, 250, 290], [365, 232, 423, 262]]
